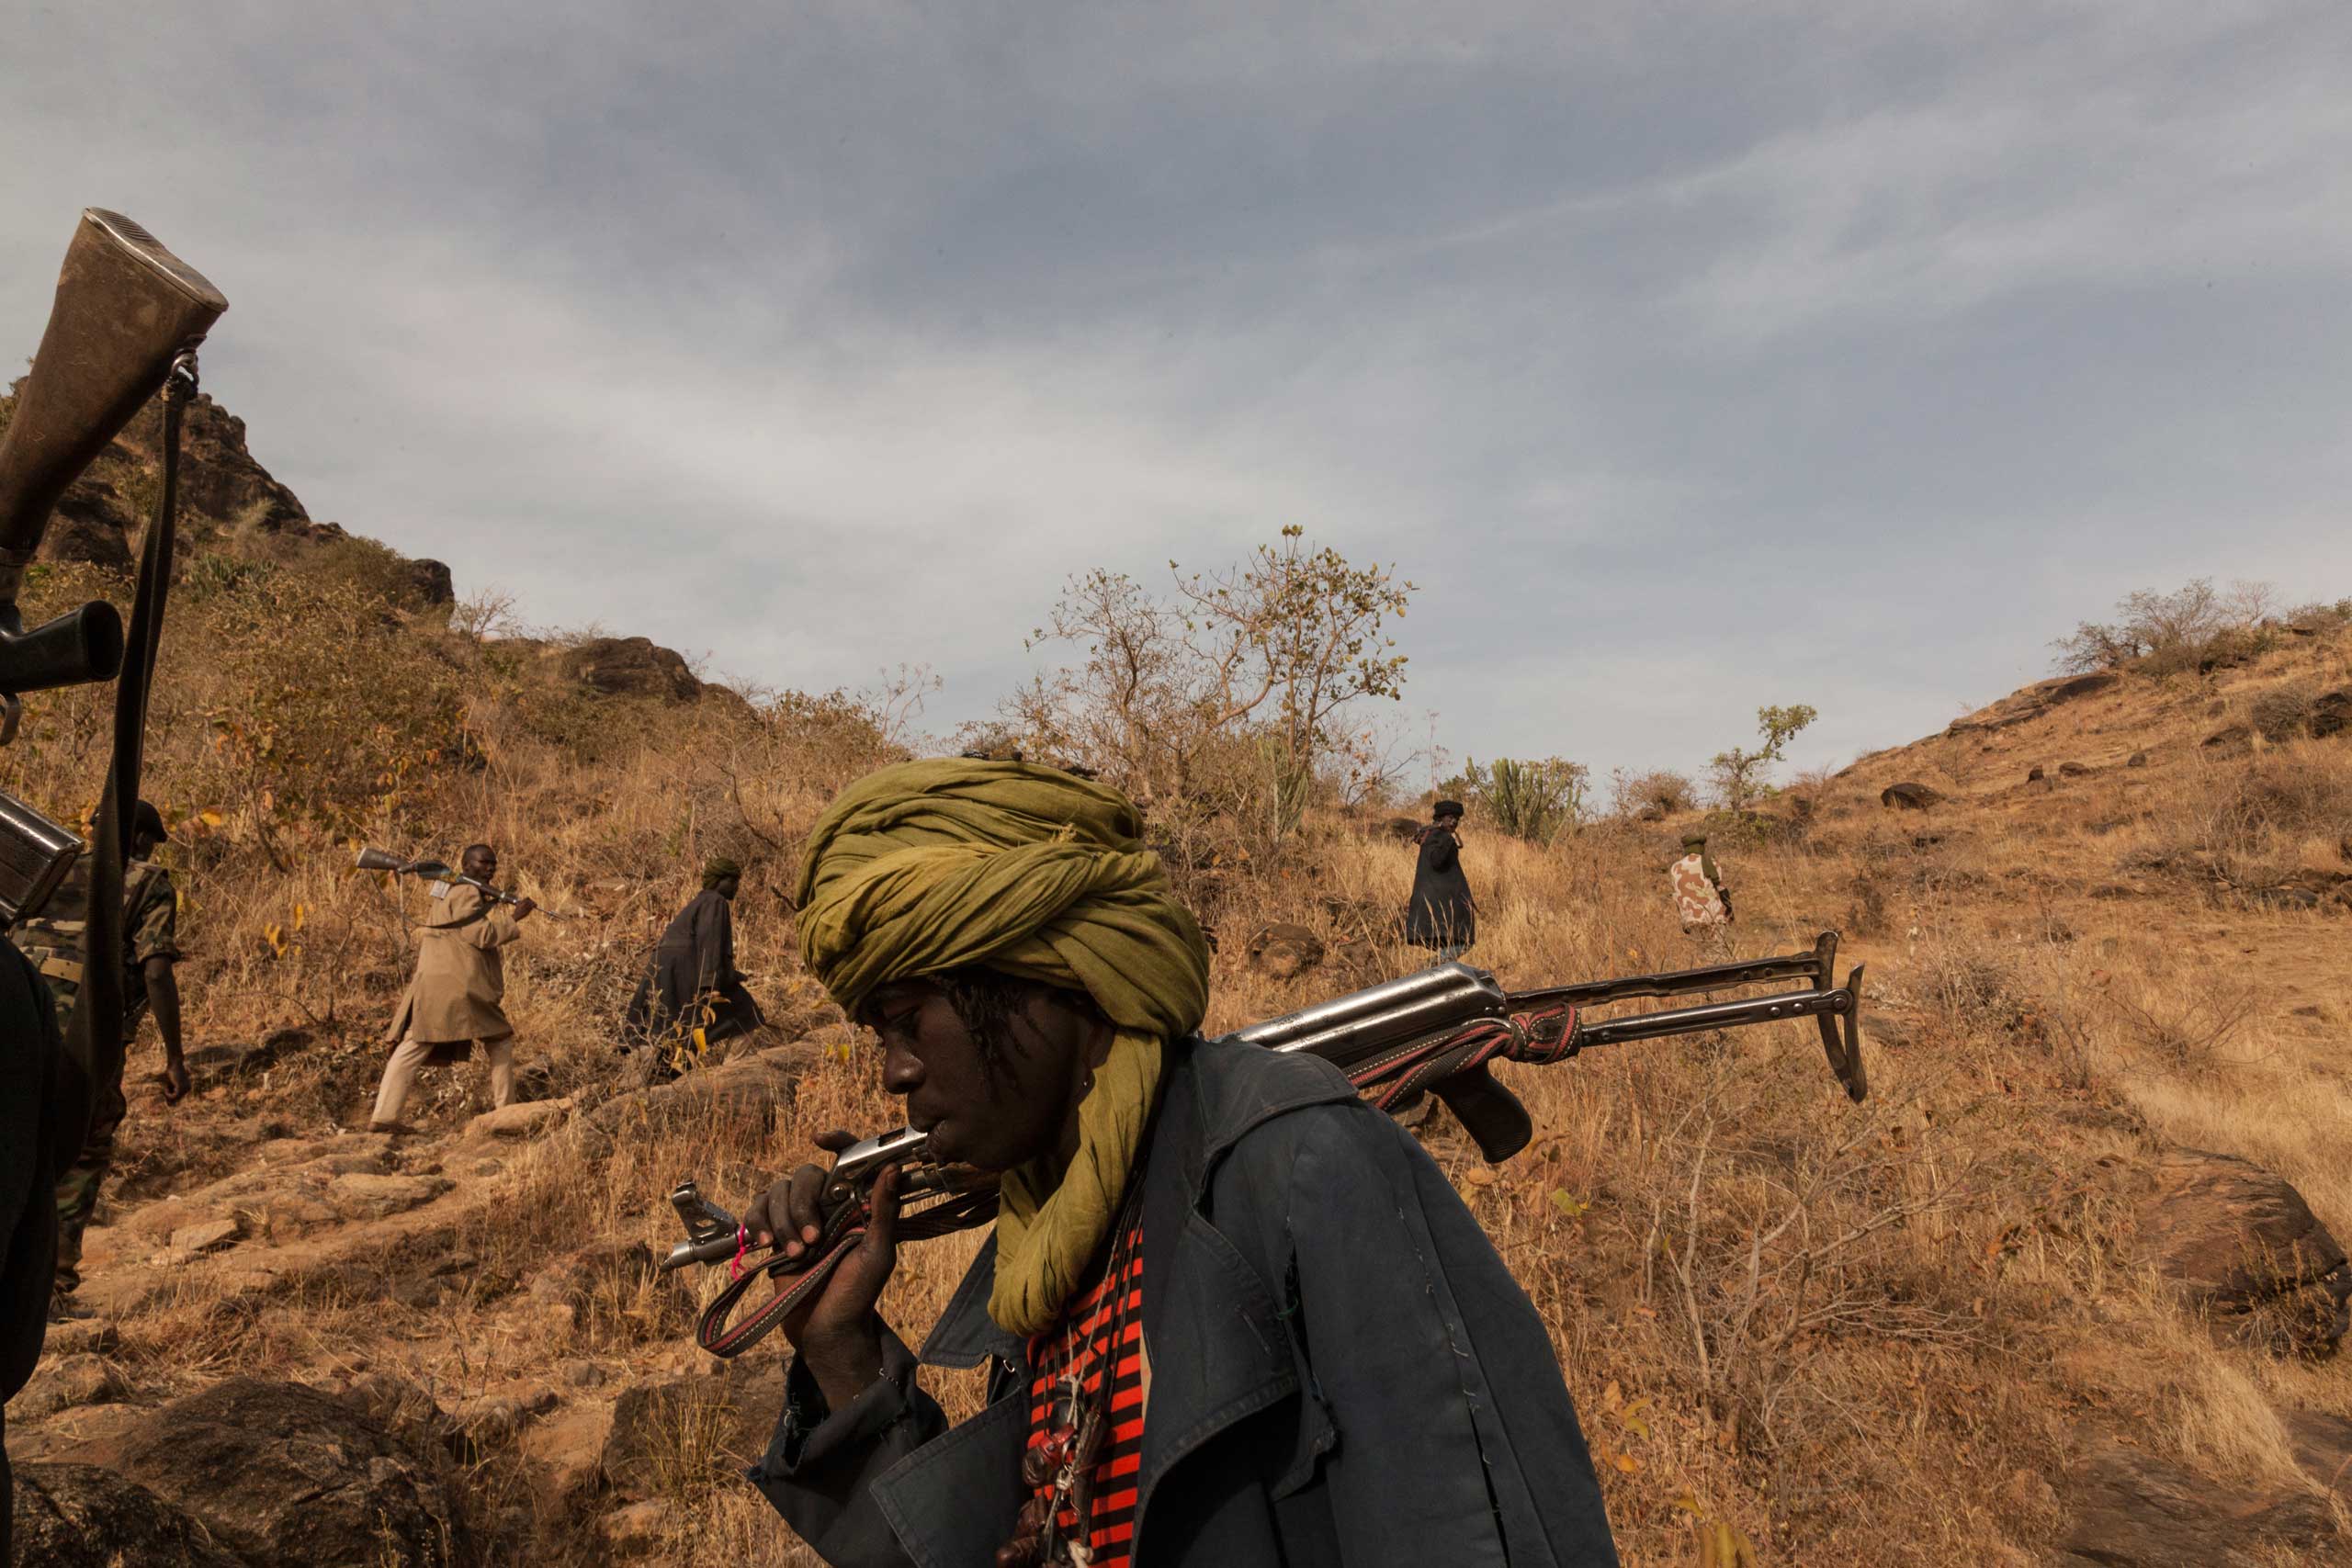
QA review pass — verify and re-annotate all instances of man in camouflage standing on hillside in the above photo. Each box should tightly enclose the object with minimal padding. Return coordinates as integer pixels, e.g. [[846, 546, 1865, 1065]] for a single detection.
[[11, 801, 187, 1314], [1669, 831, 1735, 959]]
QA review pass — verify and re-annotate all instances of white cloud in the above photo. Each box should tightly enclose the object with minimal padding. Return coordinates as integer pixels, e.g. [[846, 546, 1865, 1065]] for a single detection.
[[4, 0, 2347, 786]]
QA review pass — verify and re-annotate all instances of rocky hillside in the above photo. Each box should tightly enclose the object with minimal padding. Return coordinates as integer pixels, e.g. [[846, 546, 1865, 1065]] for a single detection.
[[5, 392, 2350, 1564]]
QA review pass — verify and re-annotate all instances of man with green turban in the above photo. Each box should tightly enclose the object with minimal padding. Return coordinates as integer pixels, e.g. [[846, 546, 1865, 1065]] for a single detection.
[[625, 856, 762, 1078], [743, 759, 1619, 1568]]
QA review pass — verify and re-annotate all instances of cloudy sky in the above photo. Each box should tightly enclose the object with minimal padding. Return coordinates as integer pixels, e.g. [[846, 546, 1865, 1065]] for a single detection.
[[6, 2, 2348, 786]]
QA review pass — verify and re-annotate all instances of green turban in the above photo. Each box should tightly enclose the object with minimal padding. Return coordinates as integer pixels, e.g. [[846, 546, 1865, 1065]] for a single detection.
[[703, 855, 742, 887], [795, 758, 1210, 1334]]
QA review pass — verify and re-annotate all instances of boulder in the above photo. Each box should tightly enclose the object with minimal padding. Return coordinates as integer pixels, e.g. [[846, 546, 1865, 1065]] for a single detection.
[[2282, 1407, 2352, 1502], [587, 1040, 814, 1137], [2201, 723, 2254, 758], [2312, 690, 2351, 740], [10, 1352, 129, 1418], [402, 558, 455, 607], [335, 1371, 461, 1459], [560, 637, 704, 703], [600, 1498, 677, 1556], [326, 1171, 452, 1222], [2048, 671, 2122, 705], [185, 1028, 311, 1080], [462, 1097, 571, 1144], [131, 393, 312, 534], [601, 1361, 786, 1501], [61, 1377, 469, 1566], [527, 1239, 663, 1313], [1880, 782, 1941, 811], [519, 1399, 614, 1498], [42, 1317, 120, 1358], [1247, 922, 1327, 980], [2027, 766, 2046, 783], [2062, 1438, 2335, 1565], [9, 1463, 250, 1568], [2127, 751, 2148, 769], [43, 479, 139, 568], [2059, 761, 2091, 777], [170, 1216, 245, 1257], [2134, 1147, 2351, 1356]]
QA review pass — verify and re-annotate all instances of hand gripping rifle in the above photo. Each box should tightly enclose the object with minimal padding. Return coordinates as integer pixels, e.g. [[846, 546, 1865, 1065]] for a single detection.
[[354, 845, 567, 916], [662, 931, 1868, 1358]]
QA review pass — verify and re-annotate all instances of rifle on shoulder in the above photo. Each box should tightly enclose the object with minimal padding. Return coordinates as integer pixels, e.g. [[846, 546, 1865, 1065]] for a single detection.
[[354, 844, 569, 916], [662, 932, 1867, 1358]]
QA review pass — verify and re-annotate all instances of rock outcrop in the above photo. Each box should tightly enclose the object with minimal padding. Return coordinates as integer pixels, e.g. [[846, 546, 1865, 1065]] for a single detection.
[[586, 1039, 814, 1137], [601, 1360, 786, 1502], [1946, 671, 2121, 737], [559, 637, 705, 703], [2062, 1437, 2335, 1565], [59, 1377, 470, 1567], [9, 1463, 250, 1568], [2133, 1147, 2350, 1357], [1880, 782, 1941, 810], [1247, 922, 1327, 979]]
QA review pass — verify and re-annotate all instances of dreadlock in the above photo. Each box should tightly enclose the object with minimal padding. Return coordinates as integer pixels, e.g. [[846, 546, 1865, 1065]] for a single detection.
[[934, 967, 1107, 1082]]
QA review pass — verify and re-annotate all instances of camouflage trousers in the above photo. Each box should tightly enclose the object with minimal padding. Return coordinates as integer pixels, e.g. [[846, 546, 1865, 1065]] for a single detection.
[[53, 1064, 128, 1296]]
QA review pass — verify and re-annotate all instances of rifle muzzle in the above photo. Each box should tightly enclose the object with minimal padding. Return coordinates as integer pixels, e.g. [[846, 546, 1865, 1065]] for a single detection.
[[0, 601, 125, 696]]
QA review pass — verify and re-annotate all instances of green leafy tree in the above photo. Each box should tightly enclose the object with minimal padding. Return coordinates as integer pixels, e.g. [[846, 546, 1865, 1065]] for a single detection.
[[1708, 704, 1817, 812]]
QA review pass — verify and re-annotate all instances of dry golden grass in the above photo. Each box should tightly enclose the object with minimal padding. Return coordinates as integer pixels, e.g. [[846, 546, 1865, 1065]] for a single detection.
[[12, 554, 2351, 1564]]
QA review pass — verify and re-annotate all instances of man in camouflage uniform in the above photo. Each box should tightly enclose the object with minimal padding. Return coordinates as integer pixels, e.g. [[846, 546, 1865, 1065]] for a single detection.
[[1669, 831, 1735, 959], [11, 800, 187, 1309]]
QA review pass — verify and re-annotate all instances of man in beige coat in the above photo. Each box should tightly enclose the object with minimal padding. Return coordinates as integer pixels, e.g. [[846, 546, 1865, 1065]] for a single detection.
[[369, 843, 536, 1133]]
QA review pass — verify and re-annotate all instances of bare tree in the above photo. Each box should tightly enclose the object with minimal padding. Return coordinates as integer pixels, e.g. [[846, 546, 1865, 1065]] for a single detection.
[[2051, 578, 2281, 675], [1012, 526, 1415, 843]]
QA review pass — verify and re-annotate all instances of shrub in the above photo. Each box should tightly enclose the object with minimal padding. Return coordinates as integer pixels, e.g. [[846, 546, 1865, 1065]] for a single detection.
[[1610, 767, 1696, 819], [2052, 579, 2283, 676], [1462, 756, 1586, 844], [2248, 683, 2317, 743]]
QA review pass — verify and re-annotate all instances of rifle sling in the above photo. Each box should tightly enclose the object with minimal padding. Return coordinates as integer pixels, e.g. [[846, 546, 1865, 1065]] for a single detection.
[[65, 353, 190, 1136]]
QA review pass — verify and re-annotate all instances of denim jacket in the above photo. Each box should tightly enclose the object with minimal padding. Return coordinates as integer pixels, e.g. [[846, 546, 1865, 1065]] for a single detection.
[[751, 1034, 1620, 1568]]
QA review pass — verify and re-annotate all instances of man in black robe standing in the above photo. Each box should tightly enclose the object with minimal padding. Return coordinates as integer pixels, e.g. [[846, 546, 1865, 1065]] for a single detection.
[[1404, 799, 1476, 960], [626, 857, 763, 1077]]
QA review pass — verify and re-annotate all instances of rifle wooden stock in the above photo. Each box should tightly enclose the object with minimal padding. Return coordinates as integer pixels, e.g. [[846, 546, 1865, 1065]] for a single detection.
[[0, 209, 226, 570]]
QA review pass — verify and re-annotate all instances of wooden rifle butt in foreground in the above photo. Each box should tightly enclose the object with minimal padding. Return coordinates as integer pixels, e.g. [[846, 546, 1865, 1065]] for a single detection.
[[0, 209, 227, 922]]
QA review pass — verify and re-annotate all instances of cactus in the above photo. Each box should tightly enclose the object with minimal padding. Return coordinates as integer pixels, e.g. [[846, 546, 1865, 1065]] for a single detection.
[[1466, 756, 1586, 844]]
